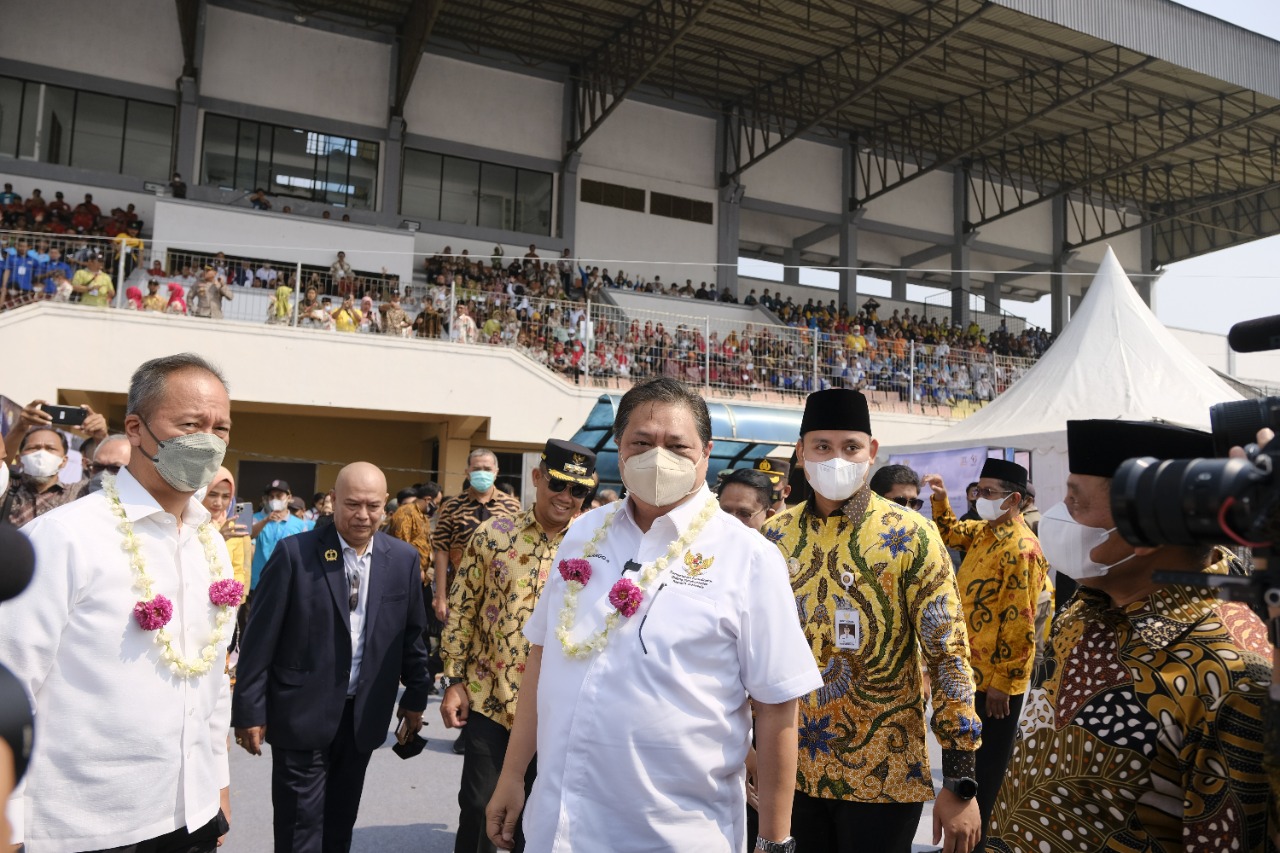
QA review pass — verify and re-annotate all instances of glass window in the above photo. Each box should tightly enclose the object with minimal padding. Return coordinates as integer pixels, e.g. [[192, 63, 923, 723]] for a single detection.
[[18, 82, 75, 166], [479, 162, 516, 231], [70, 92, 126, 173], [271, 126, 318, 200], [0, 77, 21, 158], [440, 156, 479, 226], [347, 140, 379, 208], [122, 100, 173, 180], [401, 149, 442, 219], [201, 114, 238, 186], [516, 170, 553, 235]]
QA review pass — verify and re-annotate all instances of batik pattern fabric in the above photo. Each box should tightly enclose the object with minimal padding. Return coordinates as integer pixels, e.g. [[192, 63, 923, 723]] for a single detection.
[[386, 502, 432, 573], [988, 582, 1276, 852], [439, 509, 563, 729], [432, 490, 523, 571], [761, 487, 981, 804], [931, 496, 1049, 696]]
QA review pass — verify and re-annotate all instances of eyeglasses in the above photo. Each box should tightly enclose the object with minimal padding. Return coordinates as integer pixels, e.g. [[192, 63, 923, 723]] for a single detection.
[[974, 487, 1013, 500], [891, 496, 924, 511], [727, 507, 765, 522], [346, 566, 361, 612], [547, 478, 593, 500], [91, 462, 122, 475]]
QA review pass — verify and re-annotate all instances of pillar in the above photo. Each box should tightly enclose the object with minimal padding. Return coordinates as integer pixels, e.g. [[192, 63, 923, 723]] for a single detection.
[[983, 279, 1001, 315], [950, 167, 971, 327], [1050, 196, 1069, 333], [716, 182, 742, 294], [1135, 223, 1156, 310], [557, 80, 580, 244], [890, 270, 907, 301], [839, 141, 859, 311], [783, 248, 800, 289], [382, 116, 405, 216]]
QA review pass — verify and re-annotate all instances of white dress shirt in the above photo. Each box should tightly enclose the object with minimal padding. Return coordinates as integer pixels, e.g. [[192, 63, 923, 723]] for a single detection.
[[523, 485, 822, 853], [0, 468, 235, 852], [337, 533, 372, 695]]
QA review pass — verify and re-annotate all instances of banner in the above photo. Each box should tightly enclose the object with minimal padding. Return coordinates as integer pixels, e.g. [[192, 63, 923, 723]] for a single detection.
[[888, 446, 994, 520]]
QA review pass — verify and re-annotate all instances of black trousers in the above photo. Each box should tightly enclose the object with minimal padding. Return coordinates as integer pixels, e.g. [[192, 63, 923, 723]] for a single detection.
[[455, 712, 536, 853], [84, 812, 228, 853], [271, 698, 374, 853], [792, 791, 923, 852], [974, 690, 1026, 852]]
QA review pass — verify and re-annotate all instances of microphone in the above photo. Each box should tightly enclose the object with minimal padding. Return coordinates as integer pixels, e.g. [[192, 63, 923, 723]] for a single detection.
[[0, 523, 36, 603], [1227, 314, 1280, 353]]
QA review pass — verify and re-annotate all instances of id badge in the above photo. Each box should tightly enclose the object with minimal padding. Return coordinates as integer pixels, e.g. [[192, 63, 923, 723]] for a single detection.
[[835, 608, 862, 651]]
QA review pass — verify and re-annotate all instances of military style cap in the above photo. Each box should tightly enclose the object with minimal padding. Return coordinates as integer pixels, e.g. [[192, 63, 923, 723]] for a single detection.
[[1067, 420, 1213, 477], [542, 438, 597, 487], [752, 457, 791, 486]]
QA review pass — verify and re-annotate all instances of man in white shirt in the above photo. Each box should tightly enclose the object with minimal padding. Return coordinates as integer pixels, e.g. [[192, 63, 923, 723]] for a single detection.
[[486, 377, 822, 853], [0, 353, 237, 852]]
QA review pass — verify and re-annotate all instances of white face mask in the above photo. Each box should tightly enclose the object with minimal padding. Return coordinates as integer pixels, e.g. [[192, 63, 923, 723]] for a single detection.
[[975, 495, 1012, 522], [805, 457, 868, 503], [268, 498, 288, 513], [621, 447, 700, 507], [1038, 501, 1133, 580], [20, 449, 63, 479]]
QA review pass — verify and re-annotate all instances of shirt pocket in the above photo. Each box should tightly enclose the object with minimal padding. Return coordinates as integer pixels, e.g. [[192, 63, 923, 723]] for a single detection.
[[637, 584, 727, 665]]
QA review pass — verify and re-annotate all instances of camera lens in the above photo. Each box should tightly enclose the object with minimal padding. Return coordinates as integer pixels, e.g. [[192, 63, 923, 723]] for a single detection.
[[1210, 397, 1280, 457], [1111, 455, 1267, 547]]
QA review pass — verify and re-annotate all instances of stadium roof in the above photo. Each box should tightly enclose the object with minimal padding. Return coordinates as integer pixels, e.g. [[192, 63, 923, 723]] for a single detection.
[[222, 0, 1280, 269]]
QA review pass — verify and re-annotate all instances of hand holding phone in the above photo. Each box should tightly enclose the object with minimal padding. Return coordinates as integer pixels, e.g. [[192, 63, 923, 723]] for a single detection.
[[39, 404, 88, 427]]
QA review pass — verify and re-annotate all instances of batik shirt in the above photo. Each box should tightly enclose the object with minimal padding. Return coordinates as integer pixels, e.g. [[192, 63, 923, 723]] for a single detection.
[[988, 582, 1275, 852], [386, 502, 432, 575], [440, 509, 563, 728], [761, 487, 982, 803], [433, 489, 523, 571], [931, 495, 1049, 696]]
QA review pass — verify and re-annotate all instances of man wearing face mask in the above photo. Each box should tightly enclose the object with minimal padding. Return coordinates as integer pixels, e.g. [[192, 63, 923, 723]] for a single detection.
[[761, 388, 982, 853], [922, 460, 1048, 851], [985, 420, 1275, 853], [487, 378, 821, 853], [4, 428, 87, 526], [0, 353, 237, 852], [250, 479, 308, 592]]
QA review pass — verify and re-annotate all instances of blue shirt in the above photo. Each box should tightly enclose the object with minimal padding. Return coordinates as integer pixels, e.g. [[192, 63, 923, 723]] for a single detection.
[[250, 512, 308, 589], [41, 260, 73, 293], [3, 252, 37, 291]]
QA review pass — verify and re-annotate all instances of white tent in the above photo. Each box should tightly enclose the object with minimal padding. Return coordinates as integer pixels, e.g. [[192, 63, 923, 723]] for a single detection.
[[885, 246, 1242, 509]]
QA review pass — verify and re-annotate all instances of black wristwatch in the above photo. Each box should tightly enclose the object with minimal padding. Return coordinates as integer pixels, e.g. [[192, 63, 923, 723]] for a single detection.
[[441, 676, 466, 689], [943, 776, 978, 800], [754, 837, 796, 853]]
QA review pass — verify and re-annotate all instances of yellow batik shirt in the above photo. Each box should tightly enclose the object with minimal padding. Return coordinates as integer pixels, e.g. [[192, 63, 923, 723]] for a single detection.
[[931, 495, 1049, 697], [989, 580, 1275, 852], [440, 509, 565, 729], [761, 487, 981, 803]]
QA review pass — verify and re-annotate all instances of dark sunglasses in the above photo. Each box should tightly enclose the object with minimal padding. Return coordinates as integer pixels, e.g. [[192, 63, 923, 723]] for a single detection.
[[91, 462, 122, 475], [891, 496, 924, 511], [547, 477, 593, 499]]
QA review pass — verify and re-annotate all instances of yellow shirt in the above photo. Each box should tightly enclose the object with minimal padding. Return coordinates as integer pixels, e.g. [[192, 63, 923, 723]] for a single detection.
[[72, 269, 114, 307], [386, 503, 432, 576], [761, 488, 981, 803], [331, 306, 361, 332], [440, 509, 564, 729], [930, 494, 1048, 696], [225, 536, 251, 598], [142, 294, 166, 312]]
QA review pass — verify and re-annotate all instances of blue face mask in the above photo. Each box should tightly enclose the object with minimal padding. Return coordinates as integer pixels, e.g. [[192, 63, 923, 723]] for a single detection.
[[469, 470, 496, 492]]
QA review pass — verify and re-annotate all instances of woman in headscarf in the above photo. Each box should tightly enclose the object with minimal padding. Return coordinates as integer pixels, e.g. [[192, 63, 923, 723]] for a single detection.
[[268, 284, 293, 325], [125, 286, 145, 311], [203, 466, 252, 666], [165, 283, 188, 315]]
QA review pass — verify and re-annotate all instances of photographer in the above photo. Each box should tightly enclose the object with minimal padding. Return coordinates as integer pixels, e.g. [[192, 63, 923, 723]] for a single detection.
[[985, 419, 1274, 852]]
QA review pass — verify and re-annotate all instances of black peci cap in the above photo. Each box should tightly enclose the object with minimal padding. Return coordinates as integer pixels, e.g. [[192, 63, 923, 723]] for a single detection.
[[799, 389, 872, 436], [980, 458, 1028, 491], [1067, 420, 1213, 478]]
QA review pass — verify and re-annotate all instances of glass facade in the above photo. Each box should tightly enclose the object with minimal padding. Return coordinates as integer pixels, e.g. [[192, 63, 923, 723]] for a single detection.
[[0, 76, 174, 180], [201, 114, 379, 209], [401, 148, 553, 236]]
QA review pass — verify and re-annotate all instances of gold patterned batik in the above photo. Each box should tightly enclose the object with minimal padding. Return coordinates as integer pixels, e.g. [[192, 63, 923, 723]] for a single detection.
[[989, 583, 1276, 852], [440, 509, 564, 729], [761, 487, 981, 803], [931, 495, 1049, 696]]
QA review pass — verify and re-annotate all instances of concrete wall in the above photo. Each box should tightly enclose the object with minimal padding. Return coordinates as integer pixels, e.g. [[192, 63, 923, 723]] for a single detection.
[[578, 101, 717, 190], [740, 137, 843, 213]]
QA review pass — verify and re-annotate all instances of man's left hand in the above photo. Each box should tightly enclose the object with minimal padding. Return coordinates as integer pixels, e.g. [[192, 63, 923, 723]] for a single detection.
[[985, 687, 1010, 719], [396, 707, 424, 744], [218, 786, 231, 847], [80, 407, 107, 440], [932, 788, 980, 853]]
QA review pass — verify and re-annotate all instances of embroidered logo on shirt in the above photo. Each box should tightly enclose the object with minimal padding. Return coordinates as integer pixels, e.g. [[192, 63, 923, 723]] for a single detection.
[[684, 552, 714, 577], [325, 549, 339, 561]]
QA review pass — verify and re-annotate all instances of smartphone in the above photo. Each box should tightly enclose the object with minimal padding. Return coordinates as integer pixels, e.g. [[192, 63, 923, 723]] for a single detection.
[[40, 404, 87, 427], [233, 502, 254, 535]]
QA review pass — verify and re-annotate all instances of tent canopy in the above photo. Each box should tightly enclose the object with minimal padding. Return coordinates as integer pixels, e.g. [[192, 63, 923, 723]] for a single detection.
[[570, 394, 800, 490], [884, 246, 1242, 507]]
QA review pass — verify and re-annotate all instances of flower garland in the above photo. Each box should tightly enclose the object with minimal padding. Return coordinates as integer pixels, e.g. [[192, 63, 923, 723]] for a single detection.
[[103, 474, 243, 679], [555, 497, 719, 659]]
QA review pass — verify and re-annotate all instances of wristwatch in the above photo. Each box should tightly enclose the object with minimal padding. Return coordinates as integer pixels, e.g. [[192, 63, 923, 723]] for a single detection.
[[943, 776, 978, 800], [754, 837, 796, 853], [441, 676, 466, 689]]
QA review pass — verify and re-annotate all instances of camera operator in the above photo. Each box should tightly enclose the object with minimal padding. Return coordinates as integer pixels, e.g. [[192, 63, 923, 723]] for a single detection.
[[984, 419, 1275, 853]]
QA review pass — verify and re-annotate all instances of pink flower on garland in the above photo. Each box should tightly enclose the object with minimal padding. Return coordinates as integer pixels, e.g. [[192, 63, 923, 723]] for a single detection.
[[134, 596, 174, 631], [608, 578, 644, 618], [208, 579, 245, 607], [558, 558, 593, 586]]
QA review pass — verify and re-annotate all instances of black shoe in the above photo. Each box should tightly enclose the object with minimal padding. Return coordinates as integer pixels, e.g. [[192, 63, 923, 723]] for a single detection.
[[452, 737, 466, 755]]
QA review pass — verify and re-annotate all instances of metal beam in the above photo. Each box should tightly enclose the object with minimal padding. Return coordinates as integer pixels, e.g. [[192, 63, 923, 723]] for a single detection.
[[567, 0, 716, 154], [854, 47, 1153, 206], [722, 0, 988, 183], [1151, 184, 1280, 265], [392, 0, 445, 118], [901, 244, 950, 268], [739, 196, 841, 224], [792, 222, 840, 250]]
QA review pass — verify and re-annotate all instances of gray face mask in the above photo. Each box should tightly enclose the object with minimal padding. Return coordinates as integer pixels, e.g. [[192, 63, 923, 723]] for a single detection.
[[141, 420, 227, 493]]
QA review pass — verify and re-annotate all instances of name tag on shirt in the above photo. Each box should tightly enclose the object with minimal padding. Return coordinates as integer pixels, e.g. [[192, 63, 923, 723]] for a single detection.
[[835, 608, 862, 651]]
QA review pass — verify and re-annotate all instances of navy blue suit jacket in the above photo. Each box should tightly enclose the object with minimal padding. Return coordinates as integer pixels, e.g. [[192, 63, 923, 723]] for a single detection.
[[231, 525, 431, 753]]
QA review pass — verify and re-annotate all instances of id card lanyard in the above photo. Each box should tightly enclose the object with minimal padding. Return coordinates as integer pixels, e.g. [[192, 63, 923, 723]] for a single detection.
[[835, 570, 862, 651]]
